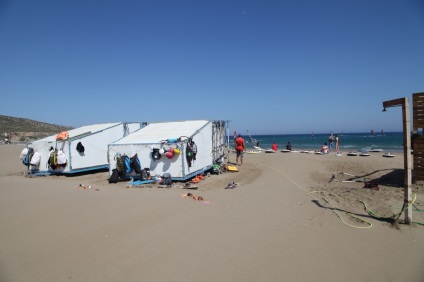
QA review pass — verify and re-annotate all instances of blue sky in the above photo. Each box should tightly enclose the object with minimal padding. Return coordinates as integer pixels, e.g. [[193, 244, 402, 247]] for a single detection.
[[0, 0, 423, 134]]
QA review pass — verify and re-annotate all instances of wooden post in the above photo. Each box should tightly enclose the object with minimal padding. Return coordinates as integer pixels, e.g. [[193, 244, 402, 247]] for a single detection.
[[226, 122, 231, 164], [402, 98, 412, 223], [383, 97, 412, 224]]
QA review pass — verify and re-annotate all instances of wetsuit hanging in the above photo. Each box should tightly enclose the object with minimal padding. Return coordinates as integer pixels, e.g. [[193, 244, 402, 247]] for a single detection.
[[190, 139, 197, 160], [186, 138, 198, 167], [186, 142, 193, 167]]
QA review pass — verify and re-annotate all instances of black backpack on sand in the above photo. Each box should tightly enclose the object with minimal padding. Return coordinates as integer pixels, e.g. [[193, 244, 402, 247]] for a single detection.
[[141, 168, 151, 181], [162, 173, 172, 186], [108, 169, 120, 183], [130, 154, 142, 174]]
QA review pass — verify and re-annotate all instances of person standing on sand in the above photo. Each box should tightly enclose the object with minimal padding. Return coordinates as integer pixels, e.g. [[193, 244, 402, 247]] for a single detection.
[[335, 134, 340, 153], [328, 132, 334, 152], [272, 142, 278, 151], [234, 134, 245, 166]]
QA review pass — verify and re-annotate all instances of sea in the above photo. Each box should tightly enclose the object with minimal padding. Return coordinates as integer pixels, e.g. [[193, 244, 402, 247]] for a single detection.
[[245, 132, 404, 152]]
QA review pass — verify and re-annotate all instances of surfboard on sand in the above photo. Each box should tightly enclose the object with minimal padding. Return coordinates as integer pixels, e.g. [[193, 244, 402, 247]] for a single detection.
[[183, 185, 198, 189], [383, 153, 395, 158], [265, 149, 276, 153], [246, 150, 261, 154], [362, 147, 384, 152], [159, 184, 199, 189], [280, 149, 291, 153], [158, 185, 173, 188]]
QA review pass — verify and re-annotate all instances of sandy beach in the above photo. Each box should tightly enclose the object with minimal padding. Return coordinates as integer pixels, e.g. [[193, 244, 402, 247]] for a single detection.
[[0, 145, 423, 282]]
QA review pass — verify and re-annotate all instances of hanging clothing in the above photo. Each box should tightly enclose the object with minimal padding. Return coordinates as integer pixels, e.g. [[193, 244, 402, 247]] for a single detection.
[[191, 141, 197, 160], [186, 139, 197, 167], [30, 152, 41, 166], [57, 150, 67, 165], [20, 148, 29, 161]]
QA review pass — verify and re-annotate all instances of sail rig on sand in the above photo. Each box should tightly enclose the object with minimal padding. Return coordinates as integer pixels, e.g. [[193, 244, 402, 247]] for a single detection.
[[247, 130, 262, 150]]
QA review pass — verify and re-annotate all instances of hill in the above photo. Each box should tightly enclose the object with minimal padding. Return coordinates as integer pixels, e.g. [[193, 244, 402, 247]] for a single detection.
[[0, 115, 74, 142]]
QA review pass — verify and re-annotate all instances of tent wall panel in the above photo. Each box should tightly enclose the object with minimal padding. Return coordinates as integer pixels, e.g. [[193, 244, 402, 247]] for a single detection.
[[27, 122, 143, 174], [108, 120, 227, 181]]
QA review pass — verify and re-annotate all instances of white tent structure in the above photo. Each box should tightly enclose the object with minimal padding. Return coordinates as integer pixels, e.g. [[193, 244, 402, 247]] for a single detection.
[[107, 120, 228, 182], [26, 122, 144, 174]]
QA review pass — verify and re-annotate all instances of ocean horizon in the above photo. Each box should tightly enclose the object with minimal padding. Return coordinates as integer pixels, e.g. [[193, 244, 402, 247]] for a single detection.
[[243, 132, 405, 152]]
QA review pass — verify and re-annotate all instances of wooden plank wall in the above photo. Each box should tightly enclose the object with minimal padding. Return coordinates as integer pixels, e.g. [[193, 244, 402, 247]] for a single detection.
[[413, 92, 424, 181]]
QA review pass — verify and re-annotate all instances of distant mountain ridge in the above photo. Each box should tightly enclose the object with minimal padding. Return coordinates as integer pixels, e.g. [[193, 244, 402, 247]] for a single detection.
[[0, 115, 74, 142]]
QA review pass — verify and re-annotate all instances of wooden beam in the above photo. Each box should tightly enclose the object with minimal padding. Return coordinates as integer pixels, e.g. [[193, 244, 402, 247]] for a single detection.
[[383, 98, 406, 108]]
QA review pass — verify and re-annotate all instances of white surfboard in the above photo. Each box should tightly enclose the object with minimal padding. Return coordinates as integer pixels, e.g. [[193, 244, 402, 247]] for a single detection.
[[246, 150, 261, 154], [383, 153, 395, 158]]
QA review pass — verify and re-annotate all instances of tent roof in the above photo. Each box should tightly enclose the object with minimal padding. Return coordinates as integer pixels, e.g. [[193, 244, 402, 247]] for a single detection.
[[113, 120, 210, 144], [34, 122, 122, 142]]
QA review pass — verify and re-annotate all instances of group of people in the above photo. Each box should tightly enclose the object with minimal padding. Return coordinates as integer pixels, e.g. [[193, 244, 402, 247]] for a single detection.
[[321, 132, 340, 154], [234, 131, 341, 161], [274, 142, 292, 151], [234, 134, 280, 166]]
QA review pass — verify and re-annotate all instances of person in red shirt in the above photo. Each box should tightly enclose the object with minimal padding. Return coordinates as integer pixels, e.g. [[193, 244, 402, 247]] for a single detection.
[[234, 134, 245, 166], [272, 142, 278, 151]]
